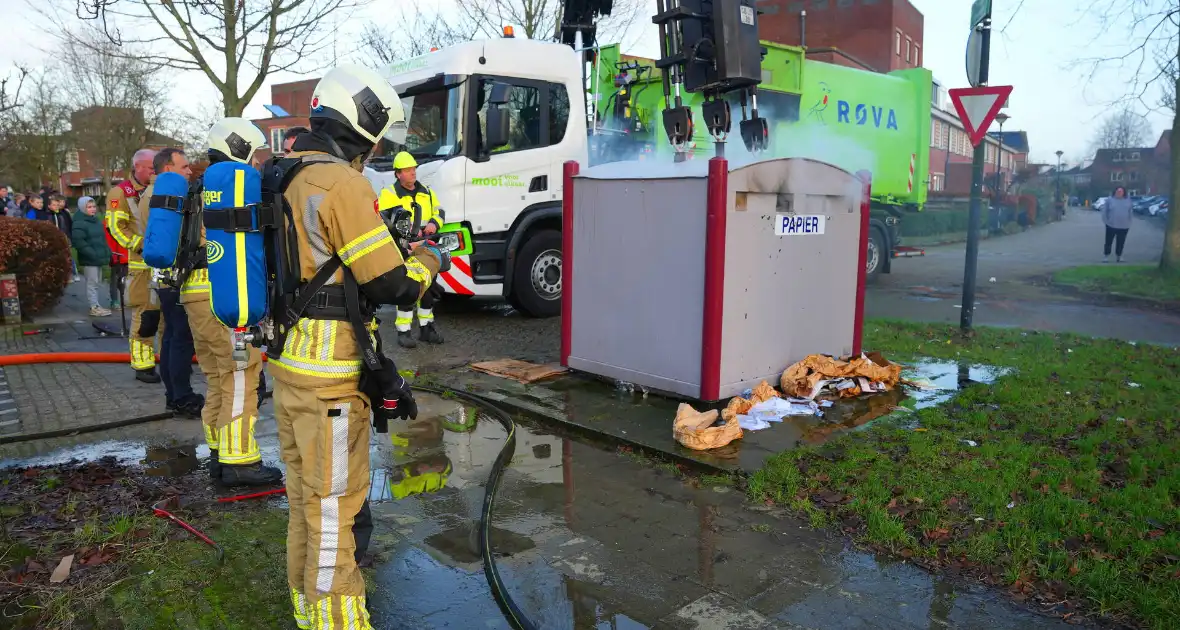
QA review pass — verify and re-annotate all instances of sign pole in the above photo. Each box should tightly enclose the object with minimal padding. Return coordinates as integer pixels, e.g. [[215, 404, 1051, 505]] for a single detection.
[[960, 5, 992, 331]]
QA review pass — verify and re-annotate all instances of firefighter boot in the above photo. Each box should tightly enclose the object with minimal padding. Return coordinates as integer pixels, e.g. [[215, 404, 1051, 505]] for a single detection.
[[219, 461, 283, 487], [397, 330, 417, 349], [418, 322, 444, 345], [207, 449, 222, 480], [136, 368, 161, 384]]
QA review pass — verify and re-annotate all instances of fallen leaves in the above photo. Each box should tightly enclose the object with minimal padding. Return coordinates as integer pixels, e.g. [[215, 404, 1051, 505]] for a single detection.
[[49, 555, 74, 584]]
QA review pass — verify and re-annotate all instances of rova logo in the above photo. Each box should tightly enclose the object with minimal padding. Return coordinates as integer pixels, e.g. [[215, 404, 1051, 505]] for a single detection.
[[836, 101, 899, 130]]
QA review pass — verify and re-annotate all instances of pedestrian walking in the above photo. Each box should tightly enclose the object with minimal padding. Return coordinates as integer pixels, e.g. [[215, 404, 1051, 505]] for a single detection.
[[71, 196, 113, 317], [1102, 186, 1133, 263]]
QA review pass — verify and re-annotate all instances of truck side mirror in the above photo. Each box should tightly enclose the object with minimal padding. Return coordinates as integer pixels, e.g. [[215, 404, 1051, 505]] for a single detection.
[[485, 82, 512, 151]]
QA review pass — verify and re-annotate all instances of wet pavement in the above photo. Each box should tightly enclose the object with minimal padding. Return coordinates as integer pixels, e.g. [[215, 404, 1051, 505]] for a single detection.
[[0, 392, 1081, 629], [429, 360, 1010, 475]]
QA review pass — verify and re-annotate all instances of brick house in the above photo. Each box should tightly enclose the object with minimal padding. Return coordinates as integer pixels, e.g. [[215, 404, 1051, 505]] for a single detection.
[[250, 79, 316, 163], [1088, 142, 1170, 199], [59, 107, 183, 199], [757, 0, 924, 73]]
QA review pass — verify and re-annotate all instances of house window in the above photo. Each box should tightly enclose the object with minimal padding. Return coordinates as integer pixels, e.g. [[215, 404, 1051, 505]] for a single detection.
[[1129, 171, 1139, 182], [1112, 152, 1122, 162], [1130, 151, 1140, 161], [1111, 171, 1124, 182], [896, 31, 902, 56], [905, 37, 912, 63], [913, 44, 920, 66], [270, 127, 286, 152], [66, 150, 80, 173], [1128, 189, 1139, 196]]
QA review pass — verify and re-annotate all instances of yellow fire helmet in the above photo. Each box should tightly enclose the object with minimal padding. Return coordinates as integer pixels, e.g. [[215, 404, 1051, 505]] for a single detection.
[[392, 151, 418, 170], [440, 406, 478, 434], [388, 456, 452, 501]]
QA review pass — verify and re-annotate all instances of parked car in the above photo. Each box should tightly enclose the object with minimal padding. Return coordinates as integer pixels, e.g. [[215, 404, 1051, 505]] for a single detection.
[[1132, 196, 1161, 214], [1149, 199, 1169, 216]]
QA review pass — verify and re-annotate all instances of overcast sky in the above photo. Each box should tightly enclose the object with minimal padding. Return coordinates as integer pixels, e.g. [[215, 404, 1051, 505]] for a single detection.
[[1, 0, 1172, 165]]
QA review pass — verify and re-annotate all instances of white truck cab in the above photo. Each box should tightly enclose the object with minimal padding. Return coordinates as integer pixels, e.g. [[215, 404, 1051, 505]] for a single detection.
[[366, 37, 588, 317]]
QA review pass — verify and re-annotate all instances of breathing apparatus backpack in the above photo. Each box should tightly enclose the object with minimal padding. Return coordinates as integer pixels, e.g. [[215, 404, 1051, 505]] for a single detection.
[[142, 172, 200, 280], [203, 152, 418, 426], [202, 161, 268, 330]]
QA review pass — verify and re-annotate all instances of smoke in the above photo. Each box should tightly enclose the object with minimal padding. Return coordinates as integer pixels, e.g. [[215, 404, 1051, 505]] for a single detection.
[[579, 95, 879, 187]]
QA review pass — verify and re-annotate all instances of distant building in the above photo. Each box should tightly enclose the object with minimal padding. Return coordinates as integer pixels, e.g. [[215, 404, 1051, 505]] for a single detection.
[[59, 106, 182, 198], [758, 0, 924, 73], [250, 79, 316, 163], [1088, 131, 1172, 199]]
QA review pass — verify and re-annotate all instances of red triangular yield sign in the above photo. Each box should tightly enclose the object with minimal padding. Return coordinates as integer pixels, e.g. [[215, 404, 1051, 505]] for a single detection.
[[948, 85, 1013, 147]]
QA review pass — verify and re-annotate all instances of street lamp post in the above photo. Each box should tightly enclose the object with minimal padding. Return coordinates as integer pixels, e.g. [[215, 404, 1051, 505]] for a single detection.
[[992, 112, 1009, 233], [994, 113, 1009, 195], [1062, 150, 1071, 221]]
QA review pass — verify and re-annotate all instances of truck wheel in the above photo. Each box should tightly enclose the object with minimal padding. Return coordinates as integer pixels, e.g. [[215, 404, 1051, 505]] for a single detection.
[[510, 229, 562, 318], [866, 227, 885, 283]]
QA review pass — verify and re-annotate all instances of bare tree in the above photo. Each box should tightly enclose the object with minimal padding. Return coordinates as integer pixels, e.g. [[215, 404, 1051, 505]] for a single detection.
[[1090, 108, 1154, 152], [0, 66, 28, 116], [0, 71, 72, 191], [62, 0, 366, 116], [356, 1, 469, 69], [60, 31, 169, 191], [1078, 1, 1180, 271], [447, 0, 646, 43]]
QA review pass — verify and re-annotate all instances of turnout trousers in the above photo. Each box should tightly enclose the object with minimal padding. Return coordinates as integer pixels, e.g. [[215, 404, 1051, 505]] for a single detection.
[[185, 295, 264, 465], [394, 281, 443, 331], [126, 270, 160, 371], [274, 380, 373, 630]]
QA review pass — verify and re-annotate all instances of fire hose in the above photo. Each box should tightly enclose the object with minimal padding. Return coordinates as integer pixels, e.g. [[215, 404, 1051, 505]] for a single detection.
[[0, 351, 538, 630]]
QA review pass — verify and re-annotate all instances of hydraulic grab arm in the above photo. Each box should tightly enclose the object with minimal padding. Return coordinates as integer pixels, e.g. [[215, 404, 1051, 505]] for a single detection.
[[652, 0, 769, 157]]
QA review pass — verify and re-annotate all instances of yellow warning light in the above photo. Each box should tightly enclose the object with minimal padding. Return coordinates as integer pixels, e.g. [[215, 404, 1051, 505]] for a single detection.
[[503, 25, 515, 38], [429, 47, 439, 52]]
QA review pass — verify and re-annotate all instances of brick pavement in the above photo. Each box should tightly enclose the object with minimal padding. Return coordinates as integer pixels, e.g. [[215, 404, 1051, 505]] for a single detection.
[[0, 279, 205, 443]]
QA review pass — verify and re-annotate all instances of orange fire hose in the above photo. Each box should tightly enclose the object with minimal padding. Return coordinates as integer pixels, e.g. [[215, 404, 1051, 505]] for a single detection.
[[0, 352, 270, 367]]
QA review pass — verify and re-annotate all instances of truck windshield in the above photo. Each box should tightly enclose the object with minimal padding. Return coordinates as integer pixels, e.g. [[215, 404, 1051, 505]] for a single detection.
[[387, 81, 463, 162]]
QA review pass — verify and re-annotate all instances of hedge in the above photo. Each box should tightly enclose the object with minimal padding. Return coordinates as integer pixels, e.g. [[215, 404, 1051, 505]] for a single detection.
[[0, 216, 72, 315]]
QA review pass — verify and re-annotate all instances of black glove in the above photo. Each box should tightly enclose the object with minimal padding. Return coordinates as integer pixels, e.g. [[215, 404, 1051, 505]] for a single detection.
[[381, 372, 418, 421], [364, 354, 417, 431]]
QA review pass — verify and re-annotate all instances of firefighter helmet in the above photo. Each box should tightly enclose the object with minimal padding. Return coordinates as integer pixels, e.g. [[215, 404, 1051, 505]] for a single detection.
[[310, 64, 406, 146], [207, 118, 268, 164]]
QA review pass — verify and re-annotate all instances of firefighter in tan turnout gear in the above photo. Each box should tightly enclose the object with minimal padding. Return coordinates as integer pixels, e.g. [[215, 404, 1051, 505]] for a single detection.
[[106, 149, 162, 383], [269, 64, 451, 629], [188, 118, 283, 487]]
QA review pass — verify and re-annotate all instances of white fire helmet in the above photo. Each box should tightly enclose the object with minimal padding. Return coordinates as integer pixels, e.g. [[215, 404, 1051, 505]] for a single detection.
[[309, 64, 406, 146], [207, 118, 269, 164]]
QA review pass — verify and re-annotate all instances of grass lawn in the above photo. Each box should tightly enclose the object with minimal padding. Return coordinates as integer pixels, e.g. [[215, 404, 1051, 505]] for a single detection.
[[748, 322, 1180, 629], [1053, 264, 1180, 303], [0, 459, 293, 630], [100, 507, 293, 630]]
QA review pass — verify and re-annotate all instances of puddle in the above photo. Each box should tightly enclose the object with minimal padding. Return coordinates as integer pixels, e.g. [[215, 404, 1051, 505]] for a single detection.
[[144, 444, 200, 477], [360, 395, 1071, 630]]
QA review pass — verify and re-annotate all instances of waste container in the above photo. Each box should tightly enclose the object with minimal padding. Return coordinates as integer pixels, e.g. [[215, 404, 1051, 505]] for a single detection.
[[560, 156, 871, 402]]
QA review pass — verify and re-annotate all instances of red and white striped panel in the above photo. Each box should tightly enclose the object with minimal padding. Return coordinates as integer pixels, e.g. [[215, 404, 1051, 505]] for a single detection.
[[436, 255, 476, 295], [907, 153, 916, 193]]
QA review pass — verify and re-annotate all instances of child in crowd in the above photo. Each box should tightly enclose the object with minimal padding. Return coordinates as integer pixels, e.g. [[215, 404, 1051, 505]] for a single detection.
[[71, 196, 112, 316]]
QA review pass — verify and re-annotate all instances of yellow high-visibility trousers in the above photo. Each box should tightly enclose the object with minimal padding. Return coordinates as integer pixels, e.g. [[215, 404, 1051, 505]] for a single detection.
[[186, 298, 263, 464], [126, 271, 159, 370], [274, 381, 373, 630]]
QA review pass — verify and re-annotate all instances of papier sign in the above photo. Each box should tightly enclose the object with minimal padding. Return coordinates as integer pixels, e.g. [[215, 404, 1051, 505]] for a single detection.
[[774, 214, 826, 236]]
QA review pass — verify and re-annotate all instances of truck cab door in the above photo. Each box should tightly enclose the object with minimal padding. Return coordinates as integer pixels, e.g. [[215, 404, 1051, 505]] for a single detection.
[[463, 76, 554, 283]]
